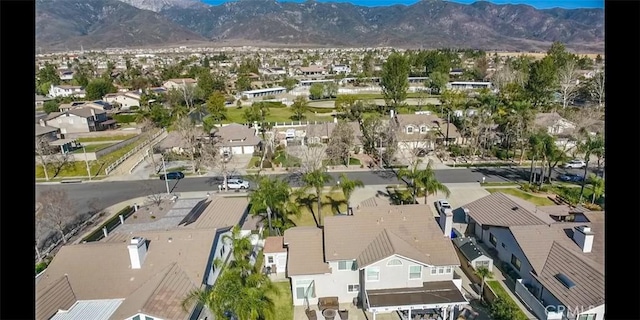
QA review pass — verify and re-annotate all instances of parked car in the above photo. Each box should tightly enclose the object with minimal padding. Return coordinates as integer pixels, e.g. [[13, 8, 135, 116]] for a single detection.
[[160, 171, 184, 180], [563, 159, 586, 169], [558, 173, 584, 182], [435, 199, 452, 214], [226, 178, 250, 190]]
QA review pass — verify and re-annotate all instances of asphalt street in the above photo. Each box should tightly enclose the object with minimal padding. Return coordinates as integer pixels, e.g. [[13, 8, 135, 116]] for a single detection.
[[35, 167, 596, 217]]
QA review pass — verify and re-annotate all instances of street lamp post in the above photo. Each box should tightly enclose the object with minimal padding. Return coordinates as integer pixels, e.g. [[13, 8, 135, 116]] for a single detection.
[[82, 144, 92, 181], [161, 155, 170, 195]]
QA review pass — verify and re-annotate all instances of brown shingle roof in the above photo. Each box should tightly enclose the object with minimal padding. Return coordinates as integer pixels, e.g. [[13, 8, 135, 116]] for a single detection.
[[305, 121, 362, 139], [534, 112, 570, 127], [263, 236, 286, 254], [166, 78, 197, 84], [36, 229, 216, 320], [283, 227, 331, 276], [394, 114, 461, 141], [324, 204, 460, 267], [187, 197, 249, 230], [212, 124, 261, 147], [464, 192, 557, 227], [36, 275, 77, 320], [36, 124, 59, 136]]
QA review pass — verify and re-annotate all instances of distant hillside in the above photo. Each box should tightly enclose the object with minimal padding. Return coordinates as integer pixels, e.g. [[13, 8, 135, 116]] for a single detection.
[[35, 0, 604, 52], [35, 0, 206, 51]]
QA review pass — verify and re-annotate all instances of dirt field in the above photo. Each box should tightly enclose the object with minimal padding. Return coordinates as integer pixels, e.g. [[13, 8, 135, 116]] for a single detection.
[[493, 51, 603, 59]]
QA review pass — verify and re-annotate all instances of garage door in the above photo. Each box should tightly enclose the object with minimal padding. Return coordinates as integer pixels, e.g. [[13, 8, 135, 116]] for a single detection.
[[243, 146, 255, 154], [231, 146, 243, 154]]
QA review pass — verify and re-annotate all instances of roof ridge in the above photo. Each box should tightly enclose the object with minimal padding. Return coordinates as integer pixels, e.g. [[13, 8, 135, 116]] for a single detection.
[[498, 193, 550, 224]]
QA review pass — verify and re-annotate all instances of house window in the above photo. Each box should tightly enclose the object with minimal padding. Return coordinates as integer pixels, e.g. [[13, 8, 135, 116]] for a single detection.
[[295, 280, 315, 299], [420, 126, 428, 133], [445, 266, 452, 274], [132, 316, 141, 320], [578, 314, 596, 320], [438, 267, 445, 274], [145, 317, 155, 320], [338, 260, 356, 271], [511, 254, 522, 271], [347, 284, 360, 293], [366, 267, 380, 281], [431, 267, 437, 275], [268, 256, 274, 264], [475, 260, 490, 268], [387, 259, 403, 266], [407, 126, 414, 134], [489, 233, 497, 246], [409, 266, 422, 279]]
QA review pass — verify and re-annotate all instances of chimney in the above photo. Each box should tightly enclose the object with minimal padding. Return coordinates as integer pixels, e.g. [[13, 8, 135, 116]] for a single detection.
[[90, 108, 95, 118], [572, 226, 594, 253], [390, 109, 395, 119], [440, 209, 453, 238], [128, 237, 148, 269], [39, 118, 46, 127]]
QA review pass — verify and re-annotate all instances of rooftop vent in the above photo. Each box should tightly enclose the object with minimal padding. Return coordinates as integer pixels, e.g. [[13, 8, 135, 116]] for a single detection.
[[512, 207, 519, 211], [555, 273, 576, 289]]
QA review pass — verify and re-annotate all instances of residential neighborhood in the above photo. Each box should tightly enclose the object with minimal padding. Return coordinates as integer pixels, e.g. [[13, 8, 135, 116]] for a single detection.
[[35, 43, 605, 320]]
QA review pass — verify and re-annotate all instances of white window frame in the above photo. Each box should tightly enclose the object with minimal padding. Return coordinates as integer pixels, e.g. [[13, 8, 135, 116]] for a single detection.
[[475, 260, 490, 268], [409, 265, 422, 280], [438, 267, 445, 274], [431, 267, 437, 275], [338, 260, 355, 271], [407, 126, 414, 134], [295, 279, 315, 299], [347, 284, 360, 293], [366, 267, 380, 282], [445, 266, 452, 274], [577, 314, 596, 320], [420, 126, 428, 133], [267, 256, 274, 264], [387, 258, 403, 267]]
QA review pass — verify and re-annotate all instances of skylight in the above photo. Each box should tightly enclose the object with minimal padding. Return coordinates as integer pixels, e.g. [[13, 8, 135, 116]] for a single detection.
[[556, 273, 576, 289]]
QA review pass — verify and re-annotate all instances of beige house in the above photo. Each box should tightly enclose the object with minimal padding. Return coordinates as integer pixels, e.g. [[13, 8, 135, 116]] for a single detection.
[[103, 92, 141, 110], [305, 121, 362, 146], [393, 113, 462, 152], [463, 193, 604, 320], [534, 112, 577, 136], [211, 124, 261, 155], [36, 196, 251, 320], [163, 78, 198, 90], [283, 203, 469, 319]]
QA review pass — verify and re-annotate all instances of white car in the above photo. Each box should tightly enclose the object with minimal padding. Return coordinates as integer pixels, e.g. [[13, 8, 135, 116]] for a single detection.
[[226, 178, 250, 190], [563, 160, 586, 169], [435, 199, 452, 214]]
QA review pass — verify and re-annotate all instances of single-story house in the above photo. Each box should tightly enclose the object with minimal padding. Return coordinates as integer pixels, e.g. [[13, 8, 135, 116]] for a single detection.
[[452, 236, 494, 272], [305, 120, 362, 146], [534, 112, 577, 136], [163, 78, 198, 90], [103, 92, 141, 110], [48, 84, 86, 98], [211, 124, 261, 155]]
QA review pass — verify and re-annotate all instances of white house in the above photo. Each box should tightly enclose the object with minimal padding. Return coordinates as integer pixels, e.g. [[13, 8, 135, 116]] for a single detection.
[[103, 91, 141, 110], [59, 70, 74, 81], [331, 64, 351, 74], [534, 112, 577, 136], [262, 236, 287, 275], [240, 87, 287, 99], [284, 203, 469, 320], [463, 193, 605, 320], [49, 84, 86, 98]]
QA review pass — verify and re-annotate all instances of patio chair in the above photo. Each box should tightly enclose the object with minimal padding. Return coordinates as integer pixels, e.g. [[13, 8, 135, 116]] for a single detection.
[[305, 309, 318, 320]]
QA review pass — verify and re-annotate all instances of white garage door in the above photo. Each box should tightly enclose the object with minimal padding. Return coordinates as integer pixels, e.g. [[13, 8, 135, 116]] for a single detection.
[[243, 146, 255, 154], [231, 146, 243, 154]]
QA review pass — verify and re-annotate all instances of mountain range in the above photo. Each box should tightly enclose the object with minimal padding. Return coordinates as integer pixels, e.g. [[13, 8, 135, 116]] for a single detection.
[[35, 0, 604, 52]]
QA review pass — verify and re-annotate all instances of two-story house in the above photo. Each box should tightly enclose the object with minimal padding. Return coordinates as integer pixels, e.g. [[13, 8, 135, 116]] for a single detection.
[[463, 193, 604, 320], [103, 92, 141, 110], [284, 204, 469, 320], [211, 123, 261, 155], [44, 107, 109, 134], [48, 84, 86, 98], [535, 112, 577, 136], [393, 113, 463, 154]]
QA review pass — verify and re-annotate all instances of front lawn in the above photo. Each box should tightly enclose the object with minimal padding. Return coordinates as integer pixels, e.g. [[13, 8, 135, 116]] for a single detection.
[[76, 134, 137, 142], [71, 143, 113, 153], [485, 188, 555, 206], [290, 191, 347, 227], [269, 281, 293, 320]]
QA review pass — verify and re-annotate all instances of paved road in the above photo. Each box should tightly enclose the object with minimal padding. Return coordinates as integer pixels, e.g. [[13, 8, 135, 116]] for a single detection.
[[35, 167, 596, 217]]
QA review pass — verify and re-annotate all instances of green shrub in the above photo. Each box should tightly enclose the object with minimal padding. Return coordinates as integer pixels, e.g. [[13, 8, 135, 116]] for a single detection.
[[112, 114, 137, 124], [36, 261, 48, 275], [262, 160, 273, 169]]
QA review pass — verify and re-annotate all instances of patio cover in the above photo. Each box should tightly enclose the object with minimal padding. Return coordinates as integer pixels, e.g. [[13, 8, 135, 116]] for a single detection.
[[365, 281, 468, 312]]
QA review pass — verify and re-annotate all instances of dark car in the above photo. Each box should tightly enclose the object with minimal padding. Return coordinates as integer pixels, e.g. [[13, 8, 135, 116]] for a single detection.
[[558, 173, 583, 182], [160, 171, 184, 180]]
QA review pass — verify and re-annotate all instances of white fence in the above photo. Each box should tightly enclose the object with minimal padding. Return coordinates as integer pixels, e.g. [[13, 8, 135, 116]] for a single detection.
[[515, 279, 564, 320], [104, 129, 165, 175]]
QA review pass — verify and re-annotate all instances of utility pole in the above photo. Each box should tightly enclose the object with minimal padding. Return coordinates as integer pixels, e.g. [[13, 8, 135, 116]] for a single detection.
[[82, 144, 92, 181], [445, 110, 451, 147], [162, 155, 170, 195]]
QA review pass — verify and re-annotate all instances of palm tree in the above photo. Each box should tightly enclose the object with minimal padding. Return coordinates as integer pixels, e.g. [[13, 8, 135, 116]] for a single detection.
[[578, 133, 604, 202], [527, 133, 544, 185], [416, 159, 451, 204], [475, 266, 494, 301], [335, 174, 364, 212], [397, 164, 421, 203], [587, 174, 604, 204], [248, 176, 300, 235], [301, 168, 333, 226], [222, 225, 253, 274]]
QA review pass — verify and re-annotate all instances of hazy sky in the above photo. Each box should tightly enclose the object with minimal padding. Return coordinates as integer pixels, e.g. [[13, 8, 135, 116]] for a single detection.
[[201, 0, 604, 9]]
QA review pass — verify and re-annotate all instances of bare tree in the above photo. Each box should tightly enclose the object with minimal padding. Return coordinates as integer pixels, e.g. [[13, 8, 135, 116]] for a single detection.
[[397, 141, 428, 169], [325, 121, 355, 166], [491, 64, 526, 92], [180, 81, 196, 109], [174, 117, 201, 173], [589, 70, 605, 110], [557, 59, 580, 110], [292, 144, 326, 174], [36, 136, 54, 181], [38, 189, 75, 244], [259, 128, 278, 169], [48, 152, 73, 178]]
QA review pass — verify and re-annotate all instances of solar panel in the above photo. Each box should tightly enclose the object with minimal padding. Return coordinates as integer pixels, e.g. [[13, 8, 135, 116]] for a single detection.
[[556, 273, 576, 289]]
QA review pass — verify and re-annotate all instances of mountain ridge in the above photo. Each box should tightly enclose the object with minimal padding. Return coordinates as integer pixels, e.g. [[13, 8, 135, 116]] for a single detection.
[[35, 0, 604, 52]]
